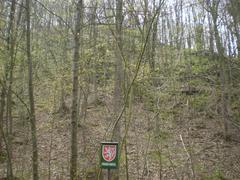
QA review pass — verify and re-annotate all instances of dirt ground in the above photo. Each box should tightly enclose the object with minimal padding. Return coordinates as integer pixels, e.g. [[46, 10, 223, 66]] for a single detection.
[[1, 100, 240, 179]]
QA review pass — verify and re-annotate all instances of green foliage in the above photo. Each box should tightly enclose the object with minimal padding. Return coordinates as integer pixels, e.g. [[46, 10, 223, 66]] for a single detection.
[[149, 150, 166, 161], [133, 79, 156, 111], [203, 169, 227, 180], [154, 130, 171, 142], [195, 24, 204, 51], [0, 151, 7, 163], [232, 96, 240, 124], [191, 93, 209, 112]]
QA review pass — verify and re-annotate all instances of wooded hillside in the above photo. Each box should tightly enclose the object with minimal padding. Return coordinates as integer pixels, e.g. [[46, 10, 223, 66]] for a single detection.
[[0, 0, 240, 179]]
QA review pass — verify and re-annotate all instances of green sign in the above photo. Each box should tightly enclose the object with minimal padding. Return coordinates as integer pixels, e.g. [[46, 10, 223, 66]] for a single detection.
[[100, 142, 118, 169]]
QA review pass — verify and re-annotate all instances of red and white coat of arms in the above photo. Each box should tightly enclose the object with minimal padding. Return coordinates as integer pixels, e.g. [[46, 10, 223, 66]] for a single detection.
[[102, 145, 117, 162]]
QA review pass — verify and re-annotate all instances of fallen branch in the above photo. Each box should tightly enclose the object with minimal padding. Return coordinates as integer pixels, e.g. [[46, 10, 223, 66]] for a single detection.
[[180, 134, 195, 180]]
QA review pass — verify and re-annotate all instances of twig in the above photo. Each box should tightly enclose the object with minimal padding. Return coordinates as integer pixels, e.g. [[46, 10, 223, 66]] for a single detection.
[[179, 134, 195, 180], [141, 131, 152, 179], [33, 0, 74, 34], [166, 147, 180, 180], [109, 4, 164, 140], [0, 80, 31, 115]]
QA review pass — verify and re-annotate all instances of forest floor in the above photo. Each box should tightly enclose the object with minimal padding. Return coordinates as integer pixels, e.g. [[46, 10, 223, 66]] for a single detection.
[[1, 95, 240, 180]]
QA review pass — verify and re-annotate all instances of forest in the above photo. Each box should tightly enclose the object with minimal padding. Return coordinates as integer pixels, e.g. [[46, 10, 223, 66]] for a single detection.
[[0, 0, 240, 179]]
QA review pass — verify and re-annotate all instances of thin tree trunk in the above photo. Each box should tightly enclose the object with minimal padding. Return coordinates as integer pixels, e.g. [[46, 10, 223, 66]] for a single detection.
[[91, 1, 98, 102], [112, 0, 123, 141], [0, 84, 5, 155], [228, 0, 240, 56], [208, 13, 214, 54], [6, 0, 17, 178], [26, 0, 39, 179], [112, 0, 123, 179], [234, 26, 240, 56], [150, 0, 162, 77], [70, 0, 82, 179], [210, 2, 230, 140]]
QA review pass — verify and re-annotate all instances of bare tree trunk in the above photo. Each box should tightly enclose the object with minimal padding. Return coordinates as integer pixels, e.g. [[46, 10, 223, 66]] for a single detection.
[[207, 13, 214, 54], [70, 0, 83, 179], [143, 0, 153, 72], [150, 0, 162, 77], [59, 18, 69, 115], [0, 0, 7, 164], [233, 24, 240, 56], [112, 0, 123, 179], [209, 1, 230, 140], [26, 0, 39, 179], [112, 0, 123, 141], [90, 1, 98, 102], [228, 0, 240, 56], [6, 0, 17, 178], [0, 83, 5, 155], [0, 0, 4, 141]]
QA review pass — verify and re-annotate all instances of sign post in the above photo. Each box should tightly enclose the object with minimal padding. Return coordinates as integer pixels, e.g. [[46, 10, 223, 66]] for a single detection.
[[100, 142, 118, 179]]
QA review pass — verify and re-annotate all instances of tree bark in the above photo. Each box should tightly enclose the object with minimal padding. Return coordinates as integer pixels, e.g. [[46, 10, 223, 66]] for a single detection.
[[112, 0, 123, 179], [112, 0, 123, 142], [150, 0, 162, 76], [26, 0, 39, 179], [90, 1, 98, 102], [6, 0, 16, 178], [209, 0, 230, 140], [70, 0, 83, 179], [0, 82, 6, 162], [228, 0, 240, 56]]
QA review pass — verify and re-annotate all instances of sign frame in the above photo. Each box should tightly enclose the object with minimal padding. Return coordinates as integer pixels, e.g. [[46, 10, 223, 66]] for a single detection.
[[100, 142, 118, 169]]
